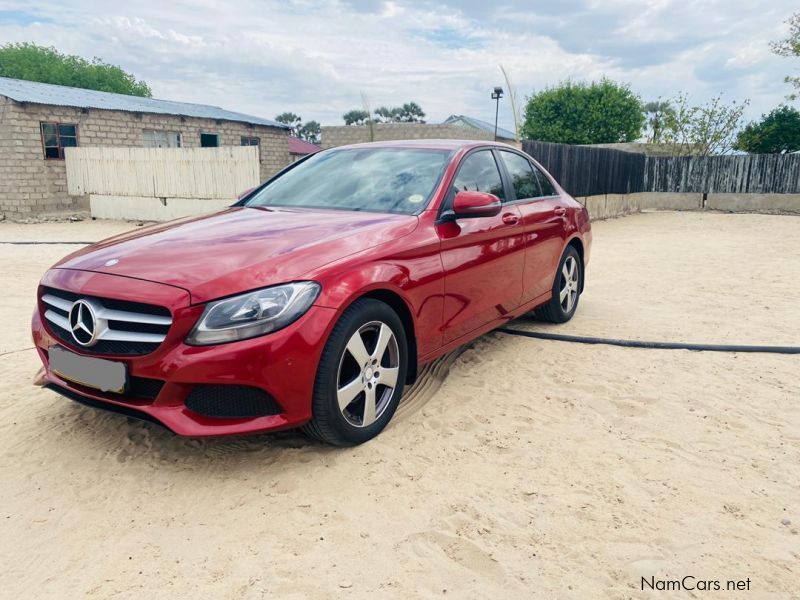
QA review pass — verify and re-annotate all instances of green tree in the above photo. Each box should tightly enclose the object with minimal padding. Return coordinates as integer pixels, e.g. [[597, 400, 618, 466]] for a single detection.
[[642, 100, 674, 143], [0, 42, 151, 96], [275, 112, 303, 136], [771, 12, 800, 100], [395, 102, 426, 123], [521, 78, 644, 144], [734, 105, 800, 154], [298, 120, 321, 144], [662, 93, 749, 156], [343, 109, 370, 125], [373, 102, 426, 123], [373, 106, 396, 123]]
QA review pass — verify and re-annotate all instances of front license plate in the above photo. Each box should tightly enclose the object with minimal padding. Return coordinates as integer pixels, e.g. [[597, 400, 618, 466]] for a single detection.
[[49, 346, 127, 394]]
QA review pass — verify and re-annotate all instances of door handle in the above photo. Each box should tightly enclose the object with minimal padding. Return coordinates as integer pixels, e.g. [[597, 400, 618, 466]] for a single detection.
[[554, 207, 567, 216], [502, 213, 519, 225]]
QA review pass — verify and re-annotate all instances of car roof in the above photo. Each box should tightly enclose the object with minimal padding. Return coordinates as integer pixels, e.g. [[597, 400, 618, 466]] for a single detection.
[[330, 139, 519, 152]]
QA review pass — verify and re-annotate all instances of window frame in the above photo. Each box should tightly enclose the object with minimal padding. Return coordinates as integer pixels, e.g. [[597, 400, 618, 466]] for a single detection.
[[438, 147, 511, 220], [142, 129, 182, 148], [241, 136, 260, 147], [496, 148, 560, 204], [40, 122, 79, 160], [497, 149, 543, 202], [532, 162, 558, 198]]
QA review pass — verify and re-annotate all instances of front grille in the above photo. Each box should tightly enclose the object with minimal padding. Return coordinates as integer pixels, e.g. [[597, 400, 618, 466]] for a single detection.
[[185, 385, 282, 419], [128, 376, 166, 401], [40, 286, 172, 356], [62, 375, 165, 402]]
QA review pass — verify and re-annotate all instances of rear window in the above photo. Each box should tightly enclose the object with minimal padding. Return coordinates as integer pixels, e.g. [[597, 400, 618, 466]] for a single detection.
[[533, 165, 557, 196]]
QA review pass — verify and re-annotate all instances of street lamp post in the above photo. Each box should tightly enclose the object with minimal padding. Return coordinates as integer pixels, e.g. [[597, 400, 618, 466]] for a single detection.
[[491, 86, 504, 141]]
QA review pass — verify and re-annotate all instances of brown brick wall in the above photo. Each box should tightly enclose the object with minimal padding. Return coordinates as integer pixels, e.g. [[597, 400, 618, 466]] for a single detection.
[[0, 97, 289, 218], [321, 123, 494, 149]]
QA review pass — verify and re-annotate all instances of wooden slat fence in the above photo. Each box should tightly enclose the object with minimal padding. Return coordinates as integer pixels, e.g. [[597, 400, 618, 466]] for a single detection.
[[65, 146, 261, 199], [523, 141, 646, 197], [643, 154, 800, 193], [522, 140, 800, 196]]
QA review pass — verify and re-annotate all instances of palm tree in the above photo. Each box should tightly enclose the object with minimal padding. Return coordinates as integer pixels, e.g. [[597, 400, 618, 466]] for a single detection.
[[643, 100, 674, 143]]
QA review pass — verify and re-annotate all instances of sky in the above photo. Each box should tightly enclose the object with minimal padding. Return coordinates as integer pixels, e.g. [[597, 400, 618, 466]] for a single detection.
[[0, 1, 797, 132]]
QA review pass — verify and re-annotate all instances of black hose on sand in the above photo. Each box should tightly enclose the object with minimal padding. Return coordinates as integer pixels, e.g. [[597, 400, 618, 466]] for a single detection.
[[497, 328, 800, 355]]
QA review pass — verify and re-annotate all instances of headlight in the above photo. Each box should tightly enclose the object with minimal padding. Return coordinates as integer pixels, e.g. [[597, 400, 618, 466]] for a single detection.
[[186, 281, 321, 345]]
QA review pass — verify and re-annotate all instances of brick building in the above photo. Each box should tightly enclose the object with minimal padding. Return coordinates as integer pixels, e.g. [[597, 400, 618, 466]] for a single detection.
[[321, 122, 502, 150], [0, 77, 290, 218]]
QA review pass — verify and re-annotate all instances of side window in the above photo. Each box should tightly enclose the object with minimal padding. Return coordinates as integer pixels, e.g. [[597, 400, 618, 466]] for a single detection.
[[143, 129, 181, 148], [200, 133, 219, 147], [533, 165, 557, 196], [499, 151, 540, 200], [452, 151, 505, 201], [41, 122, 78, 160]]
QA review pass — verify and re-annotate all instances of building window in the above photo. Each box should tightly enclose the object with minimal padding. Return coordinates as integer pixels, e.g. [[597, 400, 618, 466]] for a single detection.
[[143, 129, 182, 148], [41, 122, 78, 160], [200, 133, 219, 147], [241, 136, 260, 146]]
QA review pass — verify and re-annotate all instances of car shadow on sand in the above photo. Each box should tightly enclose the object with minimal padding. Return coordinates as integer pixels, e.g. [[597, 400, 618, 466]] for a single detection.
[[43, 348, 468, 472]]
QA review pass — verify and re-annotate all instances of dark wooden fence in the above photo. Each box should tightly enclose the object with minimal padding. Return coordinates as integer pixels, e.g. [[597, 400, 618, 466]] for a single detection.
[[522, 140, 800, 196], [522, 141, 646, 197], [643, 154, 800, 194]]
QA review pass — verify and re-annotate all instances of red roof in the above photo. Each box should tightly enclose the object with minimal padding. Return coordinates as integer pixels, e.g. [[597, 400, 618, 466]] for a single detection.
[[288, 136, 321, 155]]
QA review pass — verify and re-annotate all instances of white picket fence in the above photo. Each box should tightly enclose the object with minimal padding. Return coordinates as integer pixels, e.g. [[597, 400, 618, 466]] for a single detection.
[[65, 146, 261, 199]]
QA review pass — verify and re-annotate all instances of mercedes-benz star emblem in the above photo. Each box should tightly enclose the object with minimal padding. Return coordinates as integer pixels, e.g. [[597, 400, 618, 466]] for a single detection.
[[68, 300, 98, 346]]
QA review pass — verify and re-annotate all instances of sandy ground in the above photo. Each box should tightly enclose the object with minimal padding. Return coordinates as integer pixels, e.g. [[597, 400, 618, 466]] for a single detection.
[[0, 212, 797, 599]]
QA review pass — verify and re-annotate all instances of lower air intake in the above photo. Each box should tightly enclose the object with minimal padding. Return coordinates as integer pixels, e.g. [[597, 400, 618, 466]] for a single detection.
[[185, 385, 281, 419]]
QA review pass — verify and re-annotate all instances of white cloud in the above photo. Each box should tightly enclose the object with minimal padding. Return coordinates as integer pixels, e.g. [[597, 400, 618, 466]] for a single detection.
[[0, 0, 797, 130]]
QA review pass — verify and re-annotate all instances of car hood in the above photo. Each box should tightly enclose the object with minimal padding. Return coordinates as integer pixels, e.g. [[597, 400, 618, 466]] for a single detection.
[[54, 207, 418, 304]]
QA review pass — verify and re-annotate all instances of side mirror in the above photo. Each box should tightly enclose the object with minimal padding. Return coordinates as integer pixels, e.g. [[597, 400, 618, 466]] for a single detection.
[[451, 190, 502, 219]]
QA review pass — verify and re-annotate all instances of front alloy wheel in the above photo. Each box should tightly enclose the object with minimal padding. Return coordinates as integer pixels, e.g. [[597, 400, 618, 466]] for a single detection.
[[337, 321, 400, 428], [304, 299, 407, 445]]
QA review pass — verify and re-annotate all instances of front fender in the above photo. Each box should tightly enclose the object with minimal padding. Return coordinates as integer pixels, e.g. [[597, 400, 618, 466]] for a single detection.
[[311, 254, 445, 360], [314, 263, 414, 310]]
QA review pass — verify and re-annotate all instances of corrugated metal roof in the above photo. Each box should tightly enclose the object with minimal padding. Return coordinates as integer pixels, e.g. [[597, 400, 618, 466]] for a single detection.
[[0, 76, 289, 130], [443, 114, 516, 141], [288, 136, 321, 155]]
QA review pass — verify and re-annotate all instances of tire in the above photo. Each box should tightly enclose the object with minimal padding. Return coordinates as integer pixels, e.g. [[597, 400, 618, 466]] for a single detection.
[[302, 298, 408, 446], [534, 246, 583, 323]]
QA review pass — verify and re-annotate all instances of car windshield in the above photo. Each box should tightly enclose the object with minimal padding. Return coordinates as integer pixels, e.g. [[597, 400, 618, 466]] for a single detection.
[[244, 148, 450, 214]]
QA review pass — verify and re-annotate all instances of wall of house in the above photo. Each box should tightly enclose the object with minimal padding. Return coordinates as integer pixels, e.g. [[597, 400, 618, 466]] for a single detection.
[[321, 123, 494, 149], [0, 98, 289, 219]]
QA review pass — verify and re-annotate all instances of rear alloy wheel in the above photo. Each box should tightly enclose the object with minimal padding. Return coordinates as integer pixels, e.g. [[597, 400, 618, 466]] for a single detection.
[[534, 246, 583, 323], [303, 299, 407, 445]]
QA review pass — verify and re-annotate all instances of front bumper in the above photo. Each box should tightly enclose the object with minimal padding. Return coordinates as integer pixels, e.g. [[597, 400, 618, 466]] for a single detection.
[[32, 269, 338, 437]]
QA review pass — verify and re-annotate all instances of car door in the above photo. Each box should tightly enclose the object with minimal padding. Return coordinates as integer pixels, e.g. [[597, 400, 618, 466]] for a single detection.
[[497, 150, 568, 303], [437, 149, 525, 343]]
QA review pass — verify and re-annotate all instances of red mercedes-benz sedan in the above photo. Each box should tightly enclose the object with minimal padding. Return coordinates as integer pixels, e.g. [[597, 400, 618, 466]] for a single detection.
[[32, 140, 591, 445]]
